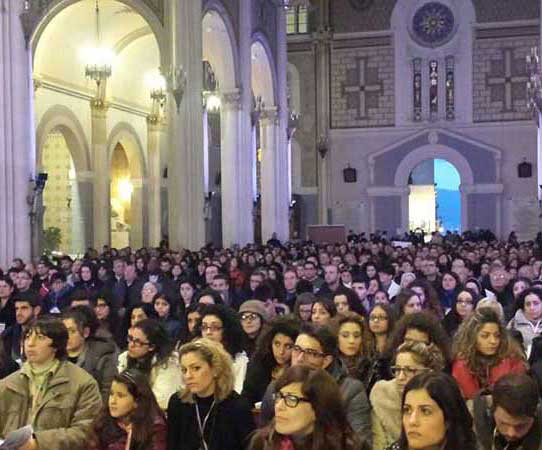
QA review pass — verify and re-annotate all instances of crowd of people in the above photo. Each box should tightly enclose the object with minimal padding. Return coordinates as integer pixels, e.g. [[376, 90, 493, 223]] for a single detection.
[[1, 229, 542, 449]]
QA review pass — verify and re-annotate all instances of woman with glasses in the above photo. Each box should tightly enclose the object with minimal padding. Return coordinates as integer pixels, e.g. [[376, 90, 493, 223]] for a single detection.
[[167, 338, 255, 450], [452, 307, 526, 399], [242, 316, 299, 407], [442, 287, 479, 337], [117, 318, 182, 410], [195, 304, 248, 393], [371, 341, 445, 450], [249, 365, 363, 450], [384, 372, 476, 450], [90, 370, 166, 450], [238, 300, 270, 357]]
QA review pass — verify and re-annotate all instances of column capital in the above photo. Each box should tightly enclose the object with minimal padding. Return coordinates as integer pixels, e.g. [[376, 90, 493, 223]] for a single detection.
[[260, 107, 279, 125], [221, 89, 242, 110], [90, 100, 109, 117]]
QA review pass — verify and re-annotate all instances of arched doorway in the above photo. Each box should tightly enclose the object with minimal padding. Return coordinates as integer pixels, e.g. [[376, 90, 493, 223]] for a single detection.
[[408, 159, 461, 233], [41, 131, 85, 254], [110, 143, 132, 249]]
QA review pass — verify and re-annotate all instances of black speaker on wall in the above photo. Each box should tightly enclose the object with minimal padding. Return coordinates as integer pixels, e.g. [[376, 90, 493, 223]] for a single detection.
[[518, 161, 532, 178], [343, 166, 357, 183]]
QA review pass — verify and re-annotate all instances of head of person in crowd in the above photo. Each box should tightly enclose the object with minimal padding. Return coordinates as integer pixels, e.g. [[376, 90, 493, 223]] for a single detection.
[[373, 289, 390, 305], [399, 272, 416, 289], [204, 264, 220, 286], [290, 323, 338, 373], [368, 303, 396, 354], [476, 297, 505, 322], [363, 262, 378, 279], [94, 292, 117, 323], [24, 316, 68, 367], [15, 269, 33, 292], [239, 300, 269, 340], [395, 372, 477, 450], [153, 293, 180, 322], [490, 267, 510, 293], [195, 288, 224, 305], [514, 287, 542, 323], [440, 270, 460, 292], [465, 277, 483, 297], [421, 256, 439, 281], [211, 273, 231, 300], [445, 287, 479, 331], [250, 366, 361, 450], [14, 292, 41, 328], [92, 370, 165, 449], [294, 292, 316, 323], [311, 297, 337, 326], [196, 303, 245, 358], [0, 275, 14, 302], [80, 262, 97, 283], [141, 281, 160, 304], [351, 276, 369, 303], [378, 265, 396, 289], [248, 270, 266, 293], [62, 305, 100, 359], [333, 287, 366, 316], [178, 338, 234, 401], [333, 312, 373, 373], [453, 307, 522, 373], [179, 278, 197, 307], [512, 277, 532, 300], [391, 341, 445, 393], [408, 278, 443, 318], [185, 302, 206, 337], [367, 277, 381, 298], [126, 318, 172, 372], [395, 289, 423, 316], [129, 302, 158, 328], [387, 312, 452, 365], [486, 373, 541, 447]]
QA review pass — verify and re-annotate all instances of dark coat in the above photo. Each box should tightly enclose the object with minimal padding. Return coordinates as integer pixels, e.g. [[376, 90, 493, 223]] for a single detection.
[[90, 418, 167, 450], [167, 391, 255, 450], [241, 359, 272, 407], [0, 297, 15, 330]]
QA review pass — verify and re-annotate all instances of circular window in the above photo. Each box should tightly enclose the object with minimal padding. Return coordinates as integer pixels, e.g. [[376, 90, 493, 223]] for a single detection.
[[411, 2, 456, 48]]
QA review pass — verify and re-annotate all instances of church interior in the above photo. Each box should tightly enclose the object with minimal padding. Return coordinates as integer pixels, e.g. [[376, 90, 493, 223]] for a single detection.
[[1, 0, 542, 264]]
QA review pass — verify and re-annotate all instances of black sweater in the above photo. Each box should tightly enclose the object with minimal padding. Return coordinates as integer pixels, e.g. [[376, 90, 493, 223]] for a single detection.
[[167, 391, 255, 450]]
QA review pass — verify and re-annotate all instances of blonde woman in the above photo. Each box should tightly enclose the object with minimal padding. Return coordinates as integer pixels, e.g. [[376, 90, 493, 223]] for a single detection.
[[371, 341, 445, 450], [167, 338, 255, 450]]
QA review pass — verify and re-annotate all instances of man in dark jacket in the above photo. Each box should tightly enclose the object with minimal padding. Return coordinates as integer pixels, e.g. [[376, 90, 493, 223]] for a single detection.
[[473, 373, 542, 450], [62, 305, 117, 400], [260, 323, 371, 446]]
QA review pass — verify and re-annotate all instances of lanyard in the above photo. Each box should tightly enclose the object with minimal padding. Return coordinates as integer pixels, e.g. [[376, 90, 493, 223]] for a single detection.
[[195, 399, 216, 450]]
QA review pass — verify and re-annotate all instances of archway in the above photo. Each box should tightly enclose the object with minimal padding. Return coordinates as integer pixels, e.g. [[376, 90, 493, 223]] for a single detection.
[[41, 131, 86, 254], [110, 143, 132, 248], [408, 159, 461, 233]]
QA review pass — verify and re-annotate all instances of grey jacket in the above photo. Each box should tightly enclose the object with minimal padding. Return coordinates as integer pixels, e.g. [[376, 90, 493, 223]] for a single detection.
[[260, 359, 372, 446]]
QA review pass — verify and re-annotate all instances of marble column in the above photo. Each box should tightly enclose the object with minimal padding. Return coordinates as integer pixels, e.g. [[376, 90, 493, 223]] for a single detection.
[[168, 0, 205, 250], [221, 90, 254, 247], [260, 107, 289, 242], [91, 103, 110, 249], [147, 117, 165, 246], [131, 179, 145, 248], [0, 1, 34, 267], [74, 171, 94, 253]]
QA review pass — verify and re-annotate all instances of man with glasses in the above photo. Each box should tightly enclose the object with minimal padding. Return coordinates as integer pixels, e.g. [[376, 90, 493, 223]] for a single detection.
[[260, 323, 371, 446]]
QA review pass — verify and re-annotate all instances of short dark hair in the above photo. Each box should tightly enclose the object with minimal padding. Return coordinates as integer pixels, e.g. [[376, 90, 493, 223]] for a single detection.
[[14, 291, 41, 308], [26, 316, 68, 360], [50, 272, 67, 283], [298, 323, 337, 357], [0, 275, 14, 288], [493, 373, 539, 418], [63, 305, 100, 337], [379, 265, 395, 276]]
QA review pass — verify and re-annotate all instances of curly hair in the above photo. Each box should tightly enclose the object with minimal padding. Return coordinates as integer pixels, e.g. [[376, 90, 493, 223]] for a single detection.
[[177, 338, 234, 403], [394, 341, 445, 372], [331, 312, 374, 359], [386, 312, 452, 364], [252, 316, 301, 371], [196, 304, 245, 356], [452, 307, 524, 372], [408, 278, 444, 319]]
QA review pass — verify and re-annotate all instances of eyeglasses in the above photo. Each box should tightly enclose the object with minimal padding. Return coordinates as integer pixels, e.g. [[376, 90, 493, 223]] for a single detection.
[[390, 365, 429, 377], [127, 335, 150, 347], [273, 391, 310, 408], [201, 324, 223, 333], [369, 315, 388, 322], [291, 345, 326, 359], [240, 312, 259, 322], [456, 300, 473, 305]]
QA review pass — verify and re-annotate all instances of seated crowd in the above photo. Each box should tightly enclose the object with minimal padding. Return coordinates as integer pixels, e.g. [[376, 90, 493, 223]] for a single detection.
[[1, 229, 542, 449]]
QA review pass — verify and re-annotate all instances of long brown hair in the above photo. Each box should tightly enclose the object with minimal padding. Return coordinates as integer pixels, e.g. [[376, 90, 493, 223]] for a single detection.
[[249, 366, 362, 450]]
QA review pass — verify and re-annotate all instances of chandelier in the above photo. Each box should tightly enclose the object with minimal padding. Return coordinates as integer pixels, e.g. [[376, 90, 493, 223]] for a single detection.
[[281, 0, 312, 8], [83, 0, 113, 87], [527, 47, 542, 113]]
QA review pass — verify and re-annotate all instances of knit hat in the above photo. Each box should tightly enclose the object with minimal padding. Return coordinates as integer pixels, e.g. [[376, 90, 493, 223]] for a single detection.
[[239, 300, 270, 322]]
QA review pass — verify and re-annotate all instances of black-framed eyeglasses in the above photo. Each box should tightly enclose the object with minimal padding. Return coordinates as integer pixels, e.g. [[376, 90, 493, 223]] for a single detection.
[[240, 312, 259, 322], [273, 391, 310, 408], [291, 345, 326, 359], [127, 335, 150, 347], [390, 365, 429, 377]]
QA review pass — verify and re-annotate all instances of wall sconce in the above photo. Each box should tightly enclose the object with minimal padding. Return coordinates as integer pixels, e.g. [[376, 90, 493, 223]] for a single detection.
[[251, 96, 264, 126], [317, 135, 328, 159], [287, 111, 300, 140], [163, 65, 187, 113]]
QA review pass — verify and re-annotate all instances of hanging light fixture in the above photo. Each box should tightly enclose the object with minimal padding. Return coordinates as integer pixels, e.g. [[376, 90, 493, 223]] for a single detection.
[[83, 0, 114, 88], [281, 0, 312, 9]]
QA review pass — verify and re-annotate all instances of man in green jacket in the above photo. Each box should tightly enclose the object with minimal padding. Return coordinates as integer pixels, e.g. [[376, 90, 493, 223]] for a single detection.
[[0, 316, 102, 450]]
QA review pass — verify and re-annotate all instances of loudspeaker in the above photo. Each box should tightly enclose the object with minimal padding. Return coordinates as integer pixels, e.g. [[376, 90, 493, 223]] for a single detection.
[[343, 166, 357, 183]]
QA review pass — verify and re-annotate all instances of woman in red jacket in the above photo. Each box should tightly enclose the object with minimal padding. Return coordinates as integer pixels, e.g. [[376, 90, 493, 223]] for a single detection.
[[452, 307, 526, 399], [91, 370, 167, 450]]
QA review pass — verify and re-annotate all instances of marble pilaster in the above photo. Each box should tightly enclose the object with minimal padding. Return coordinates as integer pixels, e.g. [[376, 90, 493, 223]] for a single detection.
[[0, 1, 33, 267], [147, 118, 165, 246]]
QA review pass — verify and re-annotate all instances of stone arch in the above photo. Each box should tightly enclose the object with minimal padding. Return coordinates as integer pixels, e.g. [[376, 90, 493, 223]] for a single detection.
[[36, 105, 91, 174], [107, 122, 147, 179], [251, 33, 278, 106], [202, 1, 239, 90], [394, 144, 474, 188], [30, 0, 167, 67]]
